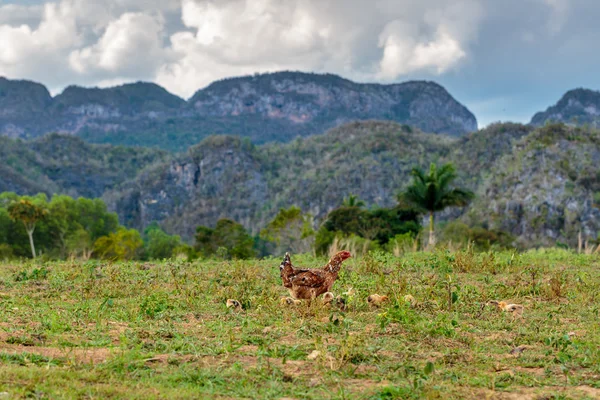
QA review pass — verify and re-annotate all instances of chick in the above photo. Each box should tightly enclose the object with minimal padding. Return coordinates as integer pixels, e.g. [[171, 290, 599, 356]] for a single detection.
[[403, 294, 417, 307], [367, 294, 389, 307], [322, 292, 335, 305], [322, 292, 347, 311], [280, 296, 302, 306], [488, 300, 524, 318], [226, 299, 242, 311]]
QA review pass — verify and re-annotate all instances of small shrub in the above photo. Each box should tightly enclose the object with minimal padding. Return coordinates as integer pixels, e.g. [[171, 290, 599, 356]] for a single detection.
[[14, 266, 48, 282], [545, 269, 568, 301], [0, 244, 14, 260], [139, 293, 171, 319]]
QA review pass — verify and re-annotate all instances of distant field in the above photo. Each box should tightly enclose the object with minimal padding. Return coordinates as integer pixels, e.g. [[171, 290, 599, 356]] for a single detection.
[[0, 249, 599, 399]]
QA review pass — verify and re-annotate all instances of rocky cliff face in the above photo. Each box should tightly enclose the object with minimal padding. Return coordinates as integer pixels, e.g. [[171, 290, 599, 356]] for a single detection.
[[109, 121, 458, 239], [0, 72, 477, 150], [2, 120, 597, 247], [531, 88, 600, 127], [465, 124, 600, 247], [111, 121, 600, 247], [111, 136, 269, 236], [190, 72, 477, 136], [0, 77, 52, 138]]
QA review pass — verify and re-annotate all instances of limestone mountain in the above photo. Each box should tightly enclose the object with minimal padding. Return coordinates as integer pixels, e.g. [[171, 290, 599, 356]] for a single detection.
[[0, 72, 477, 150], [107, 122, 452, 238], [465, 123, 600, 248], [0, 77, 53, 138], [3, 119, 596, 248], [531, 88, 600, 127], [109, 121, 600, 248], [108, 121, 529, 240], [189, 72, 477, 138]]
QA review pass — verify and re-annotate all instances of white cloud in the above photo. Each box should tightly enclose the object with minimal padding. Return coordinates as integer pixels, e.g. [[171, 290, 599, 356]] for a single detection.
[[378, 23, 466, 78], [154, 0, 487, 97], [0, 0, 593, 128], [69, 12, 168, 79], [0, 0, 179, 90], [0, 2, 79, 65], [156, 0, 339, 97]]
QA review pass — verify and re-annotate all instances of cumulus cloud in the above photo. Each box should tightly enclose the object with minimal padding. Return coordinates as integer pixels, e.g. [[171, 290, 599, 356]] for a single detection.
[[156, 0, 485, 97], [0, 2, 79, 62], [0, 0, 597, 124], [69, 12, 169, 79], [378, 24, 466, 78], [0, 0, 179, 91]]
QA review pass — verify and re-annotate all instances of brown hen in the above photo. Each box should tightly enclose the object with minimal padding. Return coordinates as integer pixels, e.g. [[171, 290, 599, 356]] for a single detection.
[[279, 251, 351, 300]]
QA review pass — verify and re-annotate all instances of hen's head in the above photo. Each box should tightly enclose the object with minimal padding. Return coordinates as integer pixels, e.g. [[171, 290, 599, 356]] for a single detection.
[[279, 252, 291, 271], [334, 251, 352, 261]]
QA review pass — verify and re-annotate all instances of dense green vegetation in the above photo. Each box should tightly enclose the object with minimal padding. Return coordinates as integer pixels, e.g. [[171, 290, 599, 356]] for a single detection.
[[0, 134, 169, 198], [3, 182, 502, 262], [0, 193, 120, 260], [314, 205, 421, 256], [0, 249, 599, 398], [2, 121, 600, 250], [0, 189, 426, 261], [0, 193, 186, 262]]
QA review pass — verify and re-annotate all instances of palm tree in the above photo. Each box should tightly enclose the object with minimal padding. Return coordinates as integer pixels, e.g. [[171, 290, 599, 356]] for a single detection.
[[342, 194, 366, 208], [399, 163, 474, 247]]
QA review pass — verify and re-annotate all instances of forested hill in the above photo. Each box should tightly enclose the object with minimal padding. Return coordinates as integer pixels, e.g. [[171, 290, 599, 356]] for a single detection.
[[0, 134, 169, 198], [109, 121, 600, 249], [105, 121, 531, 239], [0, 72, 477, 150], [531, 88, 600, 127], [3, 121, 599, 248]]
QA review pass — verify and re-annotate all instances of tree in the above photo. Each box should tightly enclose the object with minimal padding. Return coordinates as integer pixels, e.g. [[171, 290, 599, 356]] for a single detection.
[[315, 205, 420, 255], [399, 163, 474, 247], [342, 194, 366, 208], [8, 198, 48, 258], [260, 206, 314, 254], [0, 207, 11, 246], [65, 228, 93, 260], [42, 195, 119, 258], [194, 219, 255, 259], [93, 228, 143, 260], [46, 195, 78, 257], [144, 223, 182, 260], [74, 198, 119, 242]]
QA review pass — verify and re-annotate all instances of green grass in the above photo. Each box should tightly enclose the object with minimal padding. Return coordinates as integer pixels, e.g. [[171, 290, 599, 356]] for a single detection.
[[1, 249, 600, 399]]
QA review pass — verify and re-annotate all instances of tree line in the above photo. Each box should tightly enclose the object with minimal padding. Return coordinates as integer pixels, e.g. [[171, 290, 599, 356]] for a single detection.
[[0, 193, 185, 261], [1, 162, 507, 261]]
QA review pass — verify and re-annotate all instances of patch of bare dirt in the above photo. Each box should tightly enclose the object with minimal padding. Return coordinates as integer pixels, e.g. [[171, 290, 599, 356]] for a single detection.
[[277, 334, 298, 345], [235, 345, 259, 353], [0, 343, 113, 364], [514, 366, 545, 377], [343, 379, 390, 390], [468, 385, 600, 400]]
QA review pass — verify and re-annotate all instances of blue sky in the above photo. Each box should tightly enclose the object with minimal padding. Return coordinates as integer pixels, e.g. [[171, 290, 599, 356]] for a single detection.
[[0, 0, 597, 127]]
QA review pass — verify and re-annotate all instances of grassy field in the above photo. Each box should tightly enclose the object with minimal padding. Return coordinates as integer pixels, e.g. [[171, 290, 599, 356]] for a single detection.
[[0, 249, 600, 399]]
